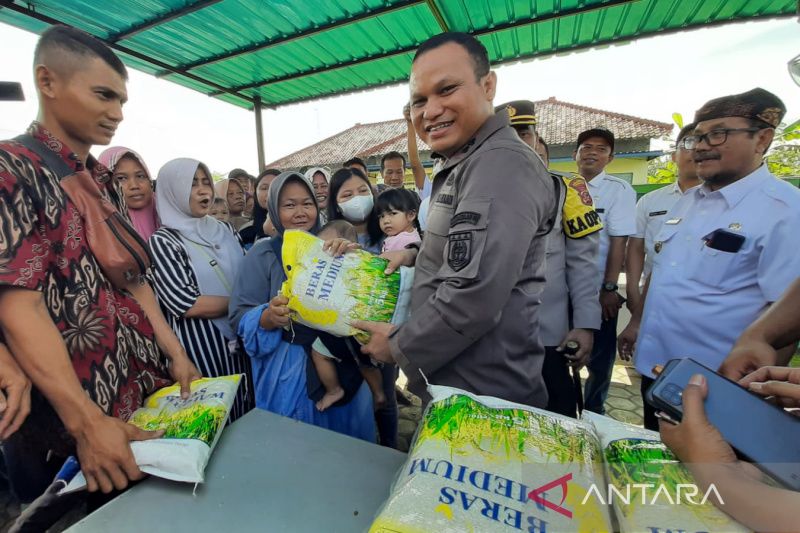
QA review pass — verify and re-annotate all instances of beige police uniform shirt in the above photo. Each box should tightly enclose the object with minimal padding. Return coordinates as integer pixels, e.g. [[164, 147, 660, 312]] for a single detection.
[[388, 112, 556, 407]]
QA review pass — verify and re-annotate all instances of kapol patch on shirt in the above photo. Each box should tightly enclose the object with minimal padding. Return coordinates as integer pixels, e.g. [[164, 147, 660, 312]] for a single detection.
[[561, 175, 603, 239], [447, 231, 472, 271]]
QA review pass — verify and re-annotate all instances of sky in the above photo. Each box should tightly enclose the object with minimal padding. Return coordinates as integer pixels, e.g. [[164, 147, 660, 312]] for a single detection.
[[1, 17, 799, 176]]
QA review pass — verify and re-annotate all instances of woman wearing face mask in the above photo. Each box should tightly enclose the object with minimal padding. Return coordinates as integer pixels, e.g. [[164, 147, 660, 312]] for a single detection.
[[98, 146, 160, 240], [304, 167, 331, 225], [327, 167, 384, 253], [149, 158, 253, 422], [214, 178, 248, 230], [327, 167, 400, 449], [229, 172, 375, 441], [239, 168, 281, 249]]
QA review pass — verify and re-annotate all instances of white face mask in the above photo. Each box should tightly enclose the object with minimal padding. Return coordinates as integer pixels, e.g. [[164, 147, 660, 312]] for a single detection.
[[337, 194, 374, 223]]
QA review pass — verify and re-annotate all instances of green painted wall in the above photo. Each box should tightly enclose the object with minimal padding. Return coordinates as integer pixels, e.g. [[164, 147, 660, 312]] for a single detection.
[[550, 158, 650, 185]]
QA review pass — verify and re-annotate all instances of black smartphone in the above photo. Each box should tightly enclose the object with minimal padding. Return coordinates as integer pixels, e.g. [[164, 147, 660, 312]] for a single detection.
[[646, 357, 800, 490], [704, 228, 745, 253]]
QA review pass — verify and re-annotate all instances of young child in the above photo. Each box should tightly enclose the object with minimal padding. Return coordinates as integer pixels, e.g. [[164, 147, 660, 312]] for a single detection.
[[312, 220, 387, 411], [209, 197, 230, 222], [376, 188, 421, 252]]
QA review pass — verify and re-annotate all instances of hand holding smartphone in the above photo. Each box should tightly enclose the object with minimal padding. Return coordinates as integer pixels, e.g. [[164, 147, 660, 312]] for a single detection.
[[646, 357, 800, 490]]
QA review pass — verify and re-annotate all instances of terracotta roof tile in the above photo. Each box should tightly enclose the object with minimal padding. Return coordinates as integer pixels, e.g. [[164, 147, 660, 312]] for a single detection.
[[268, 97, 672, 168]]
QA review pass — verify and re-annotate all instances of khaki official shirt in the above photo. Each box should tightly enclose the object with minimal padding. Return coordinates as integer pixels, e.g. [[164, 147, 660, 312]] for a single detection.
[[388, 112, 556, 406]]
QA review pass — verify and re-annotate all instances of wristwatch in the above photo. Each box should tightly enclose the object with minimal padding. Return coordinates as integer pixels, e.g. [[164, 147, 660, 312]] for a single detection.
[[601, 282, 619, 292]]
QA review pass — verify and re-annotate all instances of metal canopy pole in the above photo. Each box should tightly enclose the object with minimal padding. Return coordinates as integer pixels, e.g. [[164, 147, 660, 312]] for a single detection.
[[254, 96, 266, 173]]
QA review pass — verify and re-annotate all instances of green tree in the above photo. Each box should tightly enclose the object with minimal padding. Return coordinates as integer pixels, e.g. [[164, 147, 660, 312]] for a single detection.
[[766, 118, 800, 178], [646, 113, 683, 184]]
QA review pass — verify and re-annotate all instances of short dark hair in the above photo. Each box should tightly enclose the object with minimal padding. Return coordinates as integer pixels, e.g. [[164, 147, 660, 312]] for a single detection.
[[413, 32, 490, 80], [343, 157, 368, 171], [675, 123, 696, 144], [538, 137, 550, 158], [35, 25, 127, 80], [744, 117, 774, 150], [381, 151, 406, 170]]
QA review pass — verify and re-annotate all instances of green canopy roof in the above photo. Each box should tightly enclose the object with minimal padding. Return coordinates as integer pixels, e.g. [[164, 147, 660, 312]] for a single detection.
[[1, 0, 794, 111]]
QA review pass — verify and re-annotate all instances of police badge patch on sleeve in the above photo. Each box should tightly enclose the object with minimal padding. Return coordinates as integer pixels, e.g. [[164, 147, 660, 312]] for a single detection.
[[447, 231, 472, 271]]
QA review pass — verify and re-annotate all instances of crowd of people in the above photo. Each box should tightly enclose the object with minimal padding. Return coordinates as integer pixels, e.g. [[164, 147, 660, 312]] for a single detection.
[[1, 24, 799, 531]]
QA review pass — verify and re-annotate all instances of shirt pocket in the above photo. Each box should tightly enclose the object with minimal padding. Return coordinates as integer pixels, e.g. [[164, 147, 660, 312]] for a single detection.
[[439, 199, 491, 281], [687, 241, 746, 290], [425, 201, 453, 237]]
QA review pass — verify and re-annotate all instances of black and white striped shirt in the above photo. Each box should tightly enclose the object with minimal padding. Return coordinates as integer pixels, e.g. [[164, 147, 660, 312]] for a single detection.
[[149, 226, 252, 421]]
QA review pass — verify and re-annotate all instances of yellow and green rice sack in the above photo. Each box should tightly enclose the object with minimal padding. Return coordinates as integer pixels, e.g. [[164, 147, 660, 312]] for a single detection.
[[280, 229, 413, 342], [581, 411, 749, 532], [370, 386, 613, 533], [127, 375, 242, 483]]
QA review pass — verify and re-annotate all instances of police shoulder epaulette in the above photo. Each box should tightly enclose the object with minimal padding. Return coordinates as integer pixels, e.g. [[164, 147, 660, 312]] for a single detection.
[[560, 173, 603, 239]]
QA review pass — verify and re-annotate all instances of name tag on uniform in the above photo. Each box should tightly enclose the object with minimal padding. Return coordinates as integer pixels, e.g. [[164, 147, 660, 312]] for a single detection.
[[664, 217, 682, 225], [649, 210, 668, 217]]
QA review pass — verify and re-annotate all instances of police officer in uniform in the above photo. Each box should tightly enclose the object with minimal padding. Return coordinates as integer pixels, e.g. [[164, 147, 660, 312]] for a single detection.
[[354, 33, 556, 408], [496, 100, 601, 417]]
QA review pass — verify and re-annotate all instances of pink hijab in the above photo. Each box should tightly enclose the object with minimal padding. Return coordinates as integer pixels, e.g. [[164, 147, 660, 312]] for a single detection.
[[98, 146, 160, 241]]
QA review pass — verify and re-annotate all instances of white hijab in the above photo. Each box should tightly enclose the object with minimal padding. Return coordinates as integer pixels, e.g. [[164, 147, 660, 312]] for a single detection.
[[155, 158, 244, 323]]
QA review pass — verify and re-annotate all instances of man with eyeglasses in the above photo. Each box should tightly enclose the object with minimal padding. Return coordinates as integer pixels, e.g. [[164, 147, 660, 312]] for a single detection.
[[621, 88, 800, 426], [573, 128, 637, 415]]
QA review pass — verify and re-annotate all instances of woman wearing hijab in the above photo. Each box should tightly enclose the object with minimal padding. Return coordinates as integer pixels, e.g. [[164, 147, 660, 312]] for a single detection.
[[214, 178, 249, 230], [149, 158, 253, 421], [229, 172, 375, 441], [239, 168, 281, 249], [304, 167, 331, 225], [98, 146, 160, 240]]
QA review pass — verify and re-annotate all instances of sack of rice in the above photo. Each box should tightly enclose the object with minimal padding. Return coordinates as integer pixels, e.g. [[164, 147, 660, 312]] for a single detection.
[[281, 229, 413, 342], [581, 411, 748, 533], [61, 375, 241, 494], [370, 386, 613, 532], [125, 374, 241, 483]]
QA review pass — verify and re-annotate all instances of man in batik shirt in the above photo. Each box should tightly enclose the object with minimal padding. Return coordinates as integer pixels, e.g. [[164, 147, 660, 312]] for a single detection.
[[0, 26, 198, 500]]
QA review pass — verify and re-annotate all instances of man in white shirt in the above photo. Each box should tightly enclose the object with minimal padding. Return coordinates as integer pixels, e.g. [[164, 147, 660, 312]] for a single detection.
[[624, 123, 701, 312], [575, 128, 638, 414], [619, 87, 800, 429]]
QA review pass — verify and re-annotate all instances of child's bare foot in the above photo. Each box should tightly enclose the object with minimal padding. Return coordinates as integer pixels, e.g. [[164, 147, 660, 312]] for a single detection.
[[316, 387, 345, 411], [373, 389, 387, 411]]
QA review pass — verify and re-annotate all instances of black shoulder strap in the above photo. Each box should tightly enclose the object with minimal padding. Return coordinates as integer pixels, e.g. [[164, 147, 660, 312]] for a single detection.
[[14, 134, 74, 180], [547, 173, 562, 233]]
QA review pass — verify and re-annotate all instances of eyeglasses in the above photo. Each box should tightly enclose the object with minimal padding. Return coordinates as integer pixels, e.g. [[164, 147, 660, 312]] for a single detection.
[[682, 127, 765, 150]]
